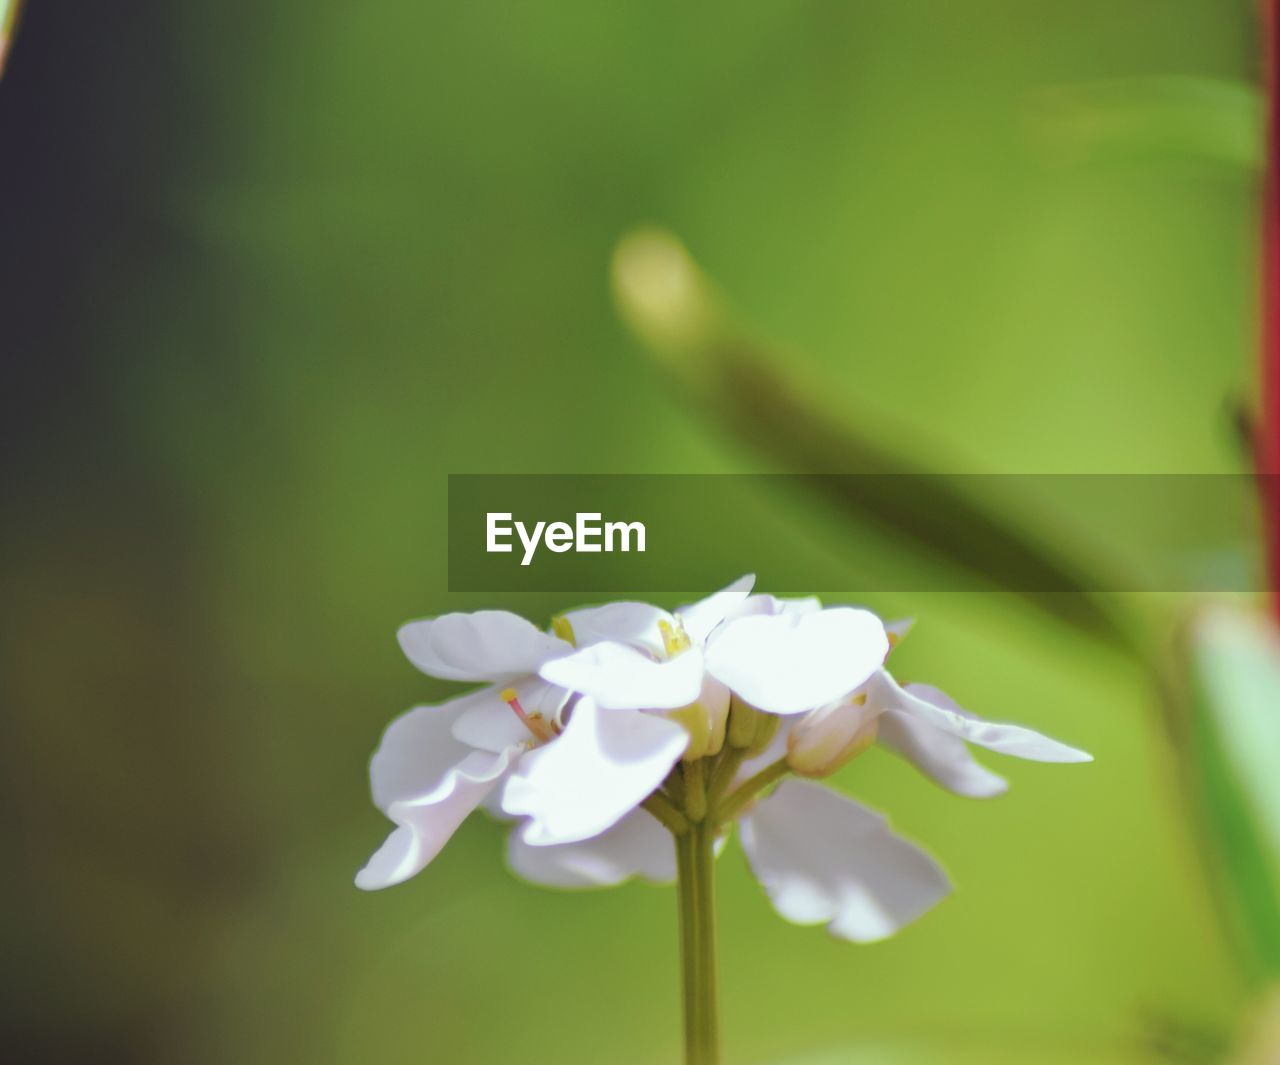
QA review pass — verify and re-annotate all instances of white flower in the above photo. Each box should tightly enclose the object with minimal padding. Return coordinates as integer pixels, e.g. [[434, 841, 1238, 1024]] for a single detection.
[[356, 606, 689, 890], [526, 594, 1091, 943], [538, 575, 758, 758], [539, 576, 756, 710], [358, 583, 1092, 951], [541, 578, 891, 721]]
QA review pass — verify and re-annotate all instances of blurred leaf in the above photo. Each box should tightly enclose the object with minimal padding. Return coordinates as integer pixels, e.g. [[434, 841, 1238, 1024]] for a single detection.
[[1027, 77, 1262, 170], [770, 1037, 1162, 1065], [612, 227, 1138, 655], [0, 0, 24, 77], [1177, 606, 1280, 982], [1231, 987, 1280, 1065]]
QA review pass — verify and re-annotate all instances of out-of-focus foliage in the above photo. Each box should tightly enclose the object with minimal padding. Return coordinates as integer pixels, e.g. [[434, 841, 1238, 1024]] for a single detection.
[[1230, 989, 1280, 1065], [1028, 77, 1262, 170], [0, 2, 1267, 1064], [612, 227, 1139, 653], [777, 1041, 1202, 1065], [1177, 607, 1280, 982]]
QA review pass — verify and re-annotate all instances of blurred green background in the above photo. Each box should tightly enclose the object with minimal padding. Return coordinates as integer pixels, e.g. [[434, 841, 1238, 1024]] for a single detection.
[[0, 2, 1268, 1063]]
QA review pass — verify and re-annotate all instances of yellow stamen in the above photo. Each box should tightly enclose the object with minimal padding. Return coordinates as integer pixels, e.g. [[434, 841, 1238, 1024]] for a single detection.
[[658, 618, 692, 657], [551, 614, 577, 646], [501, 688, 555, 743]]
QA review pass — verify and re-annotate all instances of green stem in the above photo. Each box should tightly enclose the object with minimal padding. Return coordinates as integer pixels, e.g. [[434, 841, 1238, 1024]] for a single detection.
[[714, 758, 788, 826], [643, 792, 690, 835], [675, 818, 720, 1065], [705, 746, 747, 810], [683, 758, 708, 822]]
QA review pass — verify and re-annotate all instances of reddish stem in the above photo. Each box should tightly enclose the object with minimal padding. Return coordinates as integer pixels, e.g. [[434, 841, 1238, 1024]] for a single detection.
[[1262, 0, 1280, 621]]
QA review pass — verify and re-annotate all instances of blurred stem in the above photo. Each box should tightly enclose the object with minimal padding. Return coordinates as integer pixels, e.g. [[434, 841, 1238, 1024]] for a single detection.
[[1260, 0, 1280, 622], [0, 0, 25, 77], [675, 818, 720, 1065], [612, 228, 1143, 659]]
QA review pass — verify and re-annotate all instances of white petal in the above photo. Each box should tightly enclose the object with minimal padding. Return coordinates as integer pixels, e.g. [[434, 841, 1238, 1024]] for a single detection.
[[369, 692, 486, 812], [699, 675, 732, 748], [675, 574, 756, 645], [539, 642, 705, 710], [451, 679, 569, 753], [876, 708, 1008, 798], [398, 610, 571, 683], [706, 608, 890, 715], [502, 699, 688, 846], [356, 748, 514, 890], [739, 778, 951, 942], [729, 594, 822, 622], [870, 674, 1093, 763], [561, 601, 672, 655], [506, 807, 677, 888]]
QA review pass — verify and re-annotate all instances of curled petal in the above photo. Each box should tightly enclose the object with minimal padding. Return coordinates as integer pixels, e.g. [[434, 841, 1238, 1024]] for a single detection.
[[451, 679, 569, 754], [876, 707, 1008, 798], [730, 594, 822, 622], [539, 642, 705, 710], [506, 807, 677, 888], [356, 748, 515, 890], [398, 610, 571, 683], [675, 574, 756, 644], [502, 699, 688, 846], [886, 617, 915, 645], [706, 608, 890, 715], [779, 596, 823, 616], [870, 675, 1093, 763], [370, 692, 488, 812], [739, 779, 951, 942]]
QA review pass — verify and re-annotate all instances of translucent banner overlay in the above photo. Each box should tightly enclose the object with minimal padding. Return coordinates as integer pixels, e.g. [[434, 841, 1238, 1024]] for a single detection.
[[448, 474, 1270, 594]]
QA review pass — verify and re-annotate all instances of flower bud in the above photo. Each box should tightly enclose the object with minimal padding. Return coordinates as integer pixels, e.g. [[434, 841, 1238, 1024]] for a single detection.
[[669, 677, 730, 761], [728, 696, 784, 756], [727, 695, 759, 749], [786, 696, 879, 778], [745, 708, 781, 757]]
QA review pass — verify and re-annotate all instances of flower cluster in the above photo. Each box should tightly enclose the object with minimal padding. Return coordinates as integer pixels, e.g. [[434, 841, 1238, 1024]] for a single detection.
[[356, 576, 1091, 941]]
